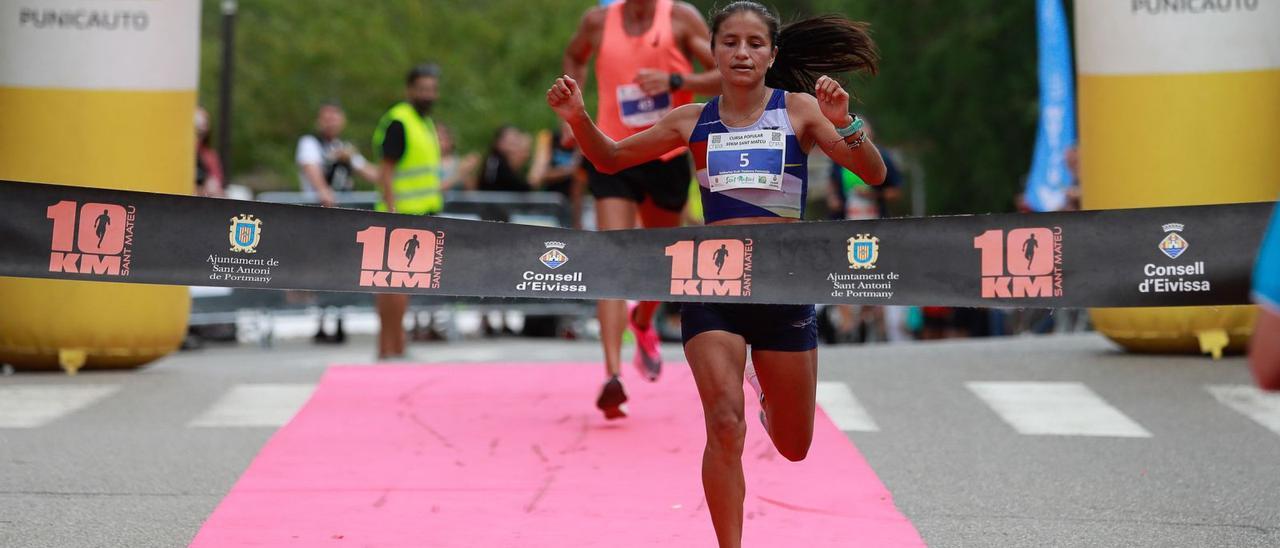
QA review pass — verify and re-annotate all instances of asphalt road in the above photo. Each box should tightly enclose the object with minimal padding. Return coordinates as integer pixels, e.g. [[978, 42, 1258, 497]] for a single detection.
[[1, 333, 1277, 547]]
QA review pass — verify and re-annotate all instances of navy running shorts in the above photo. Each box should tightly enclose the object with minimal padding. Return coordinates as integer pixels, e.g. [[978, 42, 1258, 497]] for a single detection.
[[680, 302, 818, 352]]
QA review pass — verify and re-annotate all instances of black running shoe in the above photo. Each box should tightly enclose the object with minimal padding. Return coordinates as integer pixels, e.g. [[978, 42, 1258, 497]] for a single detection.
[[595, 375, 629, 420]]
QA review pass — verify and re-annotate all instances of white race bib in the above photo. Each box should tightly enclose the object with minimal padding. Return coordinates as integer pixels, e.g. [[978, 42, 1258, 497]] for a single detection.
[[616, 84, 671, 129], [706, 130, 786, 192]]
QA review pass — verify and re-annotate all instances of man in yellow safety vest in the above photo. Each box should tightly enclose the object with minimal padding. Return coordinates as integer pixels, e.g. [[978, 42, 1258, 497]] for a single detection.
[[371, 63, 444, 360]]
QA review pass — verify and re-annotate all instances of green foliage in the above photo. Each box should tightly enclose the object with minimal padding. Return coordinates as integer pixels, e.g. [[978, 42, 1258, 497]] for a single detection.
[[687, 0, 1040, 213], [202, 0, 1042, 214], [199, 0, 588, 190]]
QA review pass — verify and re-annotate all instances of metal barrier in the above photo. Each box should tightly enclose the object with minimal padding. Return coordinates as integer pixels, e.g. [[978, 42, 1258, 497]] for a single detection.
[[191, 190, 590, 345], [189, 290, 595, 346], [254, 190, 573, 227]]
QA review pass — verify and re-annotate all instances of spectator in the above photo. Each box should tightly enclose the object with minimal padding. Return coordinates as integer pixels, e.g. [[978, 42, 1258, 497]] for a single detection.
[[435, 123, 480, 192], [825, 119, 904, 343], [529, 122, 587, 228], [1015, 144, 1087, 334], [194, 107, 224, 198], [370, 63, 448, 360], [473, 124, 537, 337], [827, 120, 902, 221], [296, 102, 378, 208], [475, 125, 534, 193], [1017, 144, 1081, 213], [294, 102, 379, 344], [1062, 146, 1082, 211]]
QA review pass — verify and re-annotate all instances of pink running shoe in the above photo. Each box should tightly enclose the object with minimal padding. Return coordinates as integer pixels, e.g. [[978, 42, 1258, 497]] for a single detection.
[[629, 302, 662, 381]]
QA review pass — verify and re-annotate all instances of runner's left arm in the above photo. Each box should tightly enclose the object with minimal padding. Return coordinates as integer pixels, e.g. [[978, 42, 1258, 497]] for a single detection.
[[793, 76, 886, 185]]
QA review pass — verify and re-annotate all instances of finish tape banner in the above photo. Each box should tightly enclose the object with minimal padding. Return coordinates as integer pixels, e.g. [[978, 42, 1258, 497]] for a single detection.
[[0, 180, 1272, 308]]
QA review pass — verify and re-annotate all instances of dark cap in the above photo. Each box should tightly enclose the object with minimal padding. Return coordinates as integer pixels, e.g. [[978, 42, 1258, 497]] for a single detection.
[[406, 63, 441, 85]]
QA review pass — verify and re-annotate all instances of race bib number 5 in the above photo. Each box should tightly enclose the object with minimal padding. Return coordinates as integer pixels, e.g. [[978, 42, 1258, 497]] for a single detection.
[[707, 130, 785, 192], [617, 84, 671, 129]]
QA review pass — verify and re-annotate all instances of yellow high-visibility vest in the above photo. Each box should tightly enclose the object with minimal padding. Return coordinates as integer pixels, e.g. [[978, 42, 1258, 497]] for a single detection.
[[373, 102, 442, 215]]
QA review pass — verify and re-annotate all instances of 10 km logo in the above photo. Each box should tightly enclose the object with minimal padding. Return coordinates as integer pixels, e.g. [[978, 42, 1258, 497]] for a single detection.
[[355, 227, 445, 288], [46, 200, 135, 276], [973, 227, 1063, 298], [665, 238, 752, 297]]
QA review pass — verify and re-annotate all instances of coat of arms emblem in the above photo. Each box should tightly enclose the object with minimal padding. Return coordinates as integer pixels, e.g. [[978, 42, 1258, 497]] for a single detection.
[[540, 241, 568, 269], [847, 234, 879, 269], [1158, 223, 1188, 260], [229, 214, 263, 253]]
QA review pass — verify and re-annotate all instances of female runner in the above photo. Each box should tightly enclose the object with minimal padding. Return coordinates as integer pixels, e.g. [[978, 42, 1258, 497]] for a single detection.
[[548, 2, 884, 545]]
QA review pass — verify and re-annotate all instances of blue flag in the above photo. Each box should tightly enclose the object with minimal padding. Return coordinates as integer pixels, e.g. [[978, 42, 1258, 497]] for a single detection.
[[1026, 0, 1077, 212]]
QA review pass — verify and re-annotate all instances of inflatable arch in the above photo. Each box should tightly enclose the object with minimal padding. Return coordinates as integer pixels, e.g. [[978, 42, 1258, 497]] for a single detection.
[[0, 3, 200, 372], [1075, 0, 1280, 357]]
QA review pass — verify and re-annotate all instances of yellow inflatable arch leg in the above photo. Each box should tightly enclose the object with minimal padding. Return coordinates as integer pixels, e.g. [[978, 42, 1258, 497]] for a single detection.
[[1075, 0, 1280, 356], [0, 3, 200, 371]]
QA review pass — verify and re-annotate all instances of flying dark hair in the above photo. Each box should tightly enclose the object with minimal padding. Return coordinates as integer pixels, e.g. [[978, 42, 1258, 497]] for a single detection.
[[710, 1, 878, 95]]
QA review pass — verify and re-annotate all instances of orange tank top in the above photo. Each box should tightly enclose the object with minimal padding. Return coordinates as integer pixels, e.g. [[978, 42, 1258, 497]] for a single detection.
[[595, 0, 694, 159]]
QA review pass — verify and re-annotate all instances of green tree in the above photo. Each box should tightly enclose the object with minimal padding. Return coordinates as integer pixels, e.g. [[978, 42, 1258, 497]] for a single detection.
[[202, 0, 1043, 214], [200, 0, 586, 190], [716, 0, 1040, 214]]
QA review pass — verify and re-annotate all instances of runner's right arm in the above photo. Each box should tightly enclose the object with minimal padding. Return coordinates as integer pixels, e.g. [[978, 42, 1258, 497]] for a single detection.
[[547, 75, 696, 174]]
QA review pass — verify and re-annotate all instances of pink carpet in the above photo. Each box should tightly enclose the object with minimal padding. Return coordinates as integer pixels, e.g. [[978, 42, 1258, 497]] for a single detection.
[[191, 363, 923, 547]]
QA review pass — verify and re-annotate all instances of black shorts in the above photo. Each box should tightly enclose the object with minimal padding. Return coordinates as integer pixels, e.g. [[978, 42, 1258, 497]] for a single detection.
[[585, 154, 691, 213], [681, 302, 818, 352]]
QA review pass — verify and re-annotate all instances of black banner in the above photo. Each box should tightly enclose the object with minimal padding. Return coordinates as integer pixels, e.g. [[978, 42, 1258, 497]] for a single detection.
[[0, 180, 1271, 308]]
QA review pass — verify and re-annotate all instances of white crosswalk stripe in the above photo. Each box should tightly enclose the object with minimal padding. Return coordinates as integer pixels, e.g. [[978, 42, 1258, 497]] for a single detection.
[[816, 381, 880, 432], [0, 385, 121, 428], [12, 379, 1275, 439], [187, 383, 317, 428], [967, 381, 1152, 438], [1206, 385, 1280, 437]]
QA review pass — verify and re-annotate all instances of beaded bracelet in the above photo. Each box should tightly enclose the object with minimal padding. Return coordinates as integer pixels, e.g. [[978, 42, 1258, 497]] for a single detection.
[[845, 130, 867, 149]]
